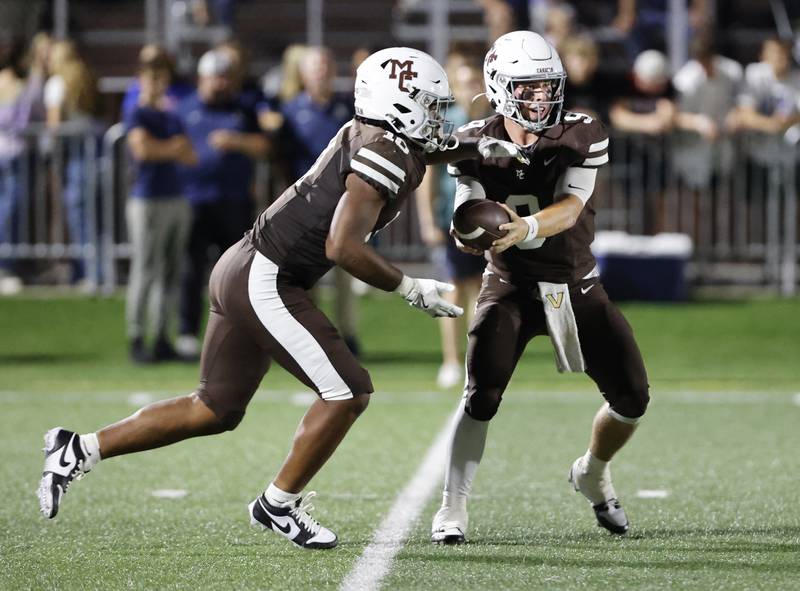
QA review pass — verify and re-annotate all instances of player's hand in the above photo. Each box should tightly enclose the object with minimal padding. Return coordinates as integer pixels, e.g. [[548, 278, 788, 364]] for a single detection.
[[491, 204, 530, 254], [477, 136, 530, 165], [449, 227, 484, 256], [395, 276, 464, 318]]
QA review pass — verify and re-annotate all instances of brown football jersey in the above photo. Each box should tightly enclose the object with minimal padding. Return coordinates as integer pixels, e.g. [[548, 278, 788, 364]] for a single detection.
[[251, 119, 427, 288], [450, 112, 609, 287]]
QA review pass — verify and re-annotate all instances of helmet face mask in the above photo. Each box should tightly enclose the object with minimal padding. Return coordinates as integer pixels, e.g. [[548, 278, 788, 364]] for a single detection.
[[484, 31, 567, 133], [502, 75, 566, 132], [410, 89, 455, 151], [354, 48, 455, 152]]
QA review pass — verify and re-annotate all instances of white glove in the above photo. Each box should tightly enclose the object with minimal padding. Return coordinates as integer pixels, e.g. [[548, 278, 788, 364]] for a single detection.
[[394, 276, 464, 318], [477, 136, 530, 165]]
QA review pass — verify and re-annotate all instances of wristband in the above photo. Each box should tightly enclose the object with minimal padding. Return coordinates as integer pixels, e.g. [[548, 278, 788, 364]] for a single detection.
[[522, 215, 539, 242], [394, 275, 414, 296]]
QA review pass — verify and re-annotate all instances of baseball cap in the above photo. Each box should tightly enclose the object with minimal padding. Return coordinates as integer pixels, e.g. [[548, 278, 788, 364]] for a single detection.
[[197, 49, 233, 76]]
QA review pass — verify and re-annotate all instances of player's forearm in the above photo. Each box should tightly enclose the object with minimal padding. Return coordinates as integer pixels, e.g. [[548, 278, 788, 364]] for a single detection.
[[327, 239, 404, 292], [526, 196, 583, 239], [423, 136, 481, 165]]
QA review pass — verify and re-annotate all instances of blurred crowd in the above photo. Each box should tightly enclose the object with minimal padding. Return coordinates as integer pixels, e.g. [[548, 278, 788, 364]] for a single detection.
[[1, 0, 799, 375]]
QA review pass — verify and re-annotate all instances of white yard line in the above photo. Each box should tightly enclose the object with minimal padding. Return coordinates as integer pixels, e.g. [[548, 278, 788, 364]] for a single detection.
[[339, 415, 454, 591], [636, 489, 670, 499]]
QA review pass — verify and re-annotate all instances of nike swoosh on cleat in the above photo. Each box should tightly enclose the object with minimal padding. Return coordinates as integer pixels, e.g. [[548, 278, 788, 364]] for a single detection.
[[58, 435, 77, 468], [259, 500, 300, 539], [272, 520, 292, 535]]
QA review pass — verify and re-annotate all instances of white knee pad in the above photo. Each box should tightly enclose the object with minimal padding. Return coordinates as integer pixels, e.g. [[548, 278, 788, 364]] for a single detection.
[[605, 402, 642, 425]]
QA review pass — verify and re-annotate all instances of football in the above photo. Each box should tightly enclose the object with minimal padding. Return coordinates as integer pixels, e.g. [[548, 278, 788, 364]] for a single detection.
[[452, 199, 511, 251]]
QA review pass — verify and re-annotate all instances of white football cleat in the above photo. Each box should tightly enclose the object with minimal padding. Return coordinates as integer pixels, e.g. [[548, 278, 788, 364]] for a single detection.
[[248, 491, 337, 549], [38, 427, 91, 519], [568, 456, 629, 535], [431, 499, 468, 544]]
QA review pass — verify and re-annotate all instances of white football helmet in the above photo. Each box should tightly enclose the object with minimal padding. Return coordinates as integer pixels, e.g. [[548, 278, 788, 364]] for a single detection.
[[483, 31, 567, 132], [354, 47, 454, 152]]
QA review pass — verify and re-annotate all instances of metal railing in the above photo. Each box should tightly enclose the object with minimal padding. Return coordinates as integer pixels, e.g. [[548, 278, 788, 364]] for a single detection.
[[0, 123, 104, 288], [1, 126, 798, 296]]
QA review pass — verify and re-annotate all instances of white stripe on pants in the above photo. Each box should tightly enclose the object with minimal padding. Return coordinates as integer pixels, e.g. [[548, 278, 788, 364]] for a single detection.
[[247, 251, 353, 400]]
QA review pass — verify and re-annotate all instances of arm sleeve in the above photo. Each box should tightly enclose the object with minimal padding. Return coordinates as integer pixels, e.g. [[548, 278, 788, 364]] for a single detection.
[[453, 176, 487, 211], [556, 118, 608, 203]]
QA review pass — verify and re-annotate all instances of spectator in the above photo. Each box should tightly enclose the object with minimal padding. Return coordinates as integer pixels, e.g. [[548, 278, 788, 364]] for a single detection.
[[727, 37, 800, 163], [191, 0, 236, 29], [44, 40, 101, 286], [259, 44, 309, 209], [477, 0, 517, 44], [261, 43, 308, 110], [350, 46, 372, 77], [281, 47, 353, 180], [0, 37, 36, 293], [176, 49, 268, 359], [609, 49, 677, 233], [281, 46, 359, 353], [215, 39, 279, 134], [612, 0, 710, 62], [672, 31, 742, 190], [543, 2, 576, 51], [121, 45, 193, 121], [25, 31, 51, 121], [416, 61, 489, 388], [125, 56, 197, 363], [610, 49, 676, 136], [727, 38, 800, 246], [561, 34, 622, 123]]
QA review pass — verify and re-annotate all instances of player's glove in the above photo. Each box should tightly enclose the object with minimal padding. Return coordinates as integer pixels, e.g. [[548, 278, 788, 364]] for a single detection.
[[394, 276, 464, 318], [477, 136, 530, 165]]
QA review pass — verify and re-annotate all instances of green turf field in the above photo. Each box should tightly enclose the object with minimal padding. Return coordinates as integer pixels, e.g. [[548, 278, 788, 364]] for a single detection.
[[1, 294, 799, 590]]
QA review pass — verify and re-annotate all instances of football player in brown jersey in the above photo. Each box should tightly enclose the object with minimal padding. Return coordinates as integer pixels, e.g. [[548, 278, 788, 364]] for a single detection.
[[431, 31, 650, 544], [38, 47, 529, 550]]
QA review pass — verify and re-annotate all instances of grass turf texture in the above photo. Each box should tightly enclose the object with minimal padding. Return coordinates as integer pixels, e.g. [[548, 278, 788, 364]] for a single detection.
[[1, 294, 799, 589]]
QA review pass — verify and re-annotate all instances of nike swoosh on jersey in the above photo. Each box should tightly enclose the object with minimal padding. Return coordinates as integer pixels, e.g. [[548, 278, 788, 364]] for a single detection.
[[568, 183, 586, 191], [543, 155, 557, 166], [581, 284, 596, 295]]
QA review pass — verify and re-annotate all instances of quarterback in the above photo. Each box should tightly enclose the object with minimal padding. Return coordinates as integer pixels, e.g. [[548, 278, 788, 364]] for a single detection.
[[38, 47, 526, 550], [431, 31, 650, 543]]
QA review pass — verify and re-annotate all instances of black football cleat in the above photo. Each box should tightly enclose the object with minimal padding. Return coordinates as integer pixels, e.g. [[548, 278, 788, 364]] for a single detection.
[[38, 427, 90, 519], [569, 456, 630, 535], [592, 498, 630, 535], [248, 491, 337, 549]]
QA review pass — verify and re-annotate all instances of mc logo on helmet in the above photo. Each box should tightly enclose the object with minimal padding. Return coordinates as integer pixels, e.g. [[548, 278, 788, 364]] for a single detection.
[[381, 59, 418, 92]]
